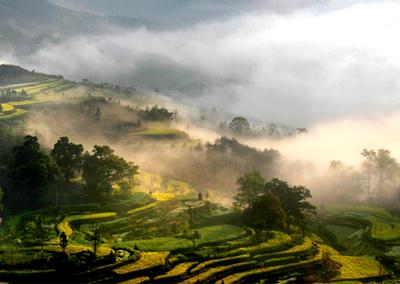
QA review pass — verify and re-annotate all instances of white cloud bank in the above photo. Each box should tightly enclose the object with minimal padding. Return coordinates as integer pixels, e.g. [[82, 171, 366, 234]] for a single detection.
[[7, 0, 400, 126]]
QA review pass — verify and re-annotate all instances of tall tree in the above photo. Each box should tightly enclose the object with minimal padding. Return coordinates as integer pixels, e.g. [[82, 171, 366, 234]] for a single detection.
[[245, 192, 288, 231], [233, 171, 266, 210], [229, 116, 251, 134], [51, 137, 84, 182], [7, 136, 59, 211], [375, 149, 399, 193], [265, 178, 316, 233], [82, 145, 138, 200], [361, 149, 377, 199]]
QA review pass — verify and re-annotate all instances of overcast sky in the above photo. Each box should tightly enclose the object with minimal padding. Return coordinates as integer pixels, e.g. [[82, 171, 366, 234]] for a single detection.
[[5, 0, 400, 126]]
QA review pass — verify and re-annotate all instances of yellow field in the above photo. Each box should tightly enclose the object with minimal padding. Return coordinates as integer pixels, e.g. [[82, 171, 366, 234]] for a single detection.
[[321, 245, 388, 281], [57, 212, 117, 238], [114, 251, 169, 275]]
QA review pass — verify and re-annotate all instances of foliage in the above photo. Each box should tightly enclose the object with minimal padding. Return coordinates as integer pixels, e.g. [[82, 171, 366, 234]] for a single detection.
[[228, 117, 251, 134], [265, 178, 316, 227], [82, 145, 138, 200], [139, 105, 174, 122], [59, 231, 68, 253], [51, 137, 84, 182], [7, 135, 59, 211], [233, 171, 265, 210], [361, 148, 399, 200], [244, 192, 288, 231]]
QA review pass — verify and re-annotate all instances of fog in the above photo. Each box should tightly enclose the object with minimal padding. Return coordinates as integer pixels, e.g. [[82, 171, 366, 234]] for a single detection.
[[2, 0, 400, 126], [3, 0, 400, 204]]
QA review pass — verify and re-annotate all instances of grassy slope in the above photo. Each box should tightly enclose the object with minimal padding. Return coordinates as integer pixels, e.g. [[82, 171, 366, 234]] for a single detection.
[[325, 204, 400, 242]]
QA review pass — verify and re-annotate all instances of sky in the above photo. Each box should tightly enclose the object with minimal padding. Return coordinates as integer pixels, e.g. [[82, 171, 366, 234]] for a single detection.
[[4, 0, 400, 126]]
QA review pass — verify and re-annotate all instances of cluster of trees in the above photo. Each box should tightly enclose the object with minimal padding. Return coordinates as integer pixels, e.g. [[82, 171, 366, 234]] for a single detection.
[[0, 88, 30, 103], [139, 105, 175, 122], [219, 117, 307, 138], [1, 135, 138, 213], [234, 171, 316, 235], [144, 136, 280, 192], [321, 148, 400, 206]]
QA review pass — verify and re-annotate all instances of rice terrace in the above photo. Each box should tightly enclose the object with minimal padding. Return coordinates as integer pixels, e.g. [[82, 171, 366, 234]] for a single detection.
[[1, 0, 400, 283]]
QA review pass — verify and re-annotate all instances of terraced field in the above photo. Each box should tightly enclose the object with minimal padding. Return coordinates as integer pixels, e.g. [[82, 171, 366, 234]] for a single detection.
[[323, 205, 400, 245], [0, 194, 393, 283], [0, 79, 76, 120]]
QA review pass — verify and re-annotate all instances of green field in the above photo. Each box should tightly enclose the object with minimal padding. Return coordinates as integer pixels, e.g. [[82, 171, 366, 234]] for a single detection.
[[0, 76, 397, 282], [0, 175, 393, 283]]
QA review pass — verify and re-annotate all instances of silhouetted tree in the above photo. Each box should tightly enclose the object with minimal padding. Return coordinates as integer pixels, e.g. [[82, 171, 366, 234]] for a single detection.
[[233, 171, 265, 210], [89, 225, 103, 257], [8, 136, 59, 211], [244, 192, 288, 231], [51, 137, 84, 182], [82, 145, 138, 200], [229, 117, 251, 134], [59, 231, 68, 253], [265, 178, 316, 234]]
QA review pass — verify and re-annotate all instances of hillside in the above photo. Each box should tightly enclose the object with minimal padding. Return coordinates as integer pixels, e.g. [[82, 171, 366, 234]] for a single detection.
[[0, 65, 62, 86], [0, 0, 158, 55]]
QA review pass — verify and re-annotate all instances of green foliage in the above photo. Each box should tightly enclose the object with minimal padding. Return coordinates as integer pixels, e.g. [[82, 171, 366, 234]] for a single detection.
[[82, 145, 138, 200], [7, 136, 59, 211], [361, 148, 399, 200], [245, 192, 288, 231], [233, 171, 265, 211], [140, 105, 174, 122], [51, 137, 84, 182], [233, 173, 312, 232], [265, 178, 316, 227]]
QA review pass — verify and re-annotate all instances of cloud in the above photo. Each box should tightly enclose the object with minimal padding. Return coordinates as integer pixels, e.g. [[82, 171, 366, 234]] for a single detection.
[[7, 0, 400, 125]]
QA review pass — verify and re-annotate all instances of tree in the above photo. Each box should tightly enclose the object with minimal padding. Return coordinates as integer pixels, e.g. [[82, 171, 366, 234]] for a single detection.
[[33, 218, 48, 257], [82, 145, 139, 200], [187, 230, 201, 249], [95, 107, 101, 121], [8, 136, 59, 211], [265, 178, 316, 234], [51, 137, 84, 182], [233, 171, 265, 210], [89, 225, 103, 257], [229, 117, 251, 134], [361, 149, 376, 199], [59, 231, 68, 253], [244, 192, 288, 231], [375, 149, 399, 193]]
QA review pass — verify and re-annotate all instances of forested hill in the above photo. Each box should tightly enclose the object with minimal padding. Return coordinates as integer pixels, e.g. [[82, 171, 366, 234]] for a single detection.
[[0, 65, 61, 86]]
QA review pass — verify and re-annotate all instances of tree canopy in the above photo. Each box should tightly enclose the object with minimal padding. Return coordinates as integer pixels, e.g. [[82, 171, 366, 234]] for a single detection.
[[51, 137, 84, 182], [82, 145, 138, 200], [7, 135, 59, 211], [265, 178, 316, 226], [233, 171, 265, 210], [233, 172, 315, 232], [228, 117, 251, 134]]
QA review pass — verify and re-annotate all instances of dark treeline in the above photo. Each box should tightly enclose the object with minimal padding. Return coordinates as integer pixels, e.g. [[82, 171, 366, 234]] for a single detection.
[[0, 126, 138, 215], [233, 171, 315, 237], [152, 136, 281, 193], [315, 149, 400, 209]]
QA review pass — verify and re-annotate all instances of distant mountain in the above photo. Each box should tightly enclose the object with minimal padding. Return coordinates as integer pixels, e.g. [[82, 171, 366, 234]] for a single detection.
[[0, 65, 60, 86], [49, 0, 315, 27], [0, 0, 159, 55]]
